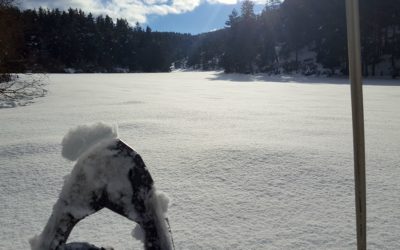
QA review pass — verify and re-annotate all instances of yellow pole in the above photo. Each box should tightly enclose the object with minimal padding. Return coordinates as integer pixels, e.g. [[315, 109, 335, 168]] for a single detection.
[[345, 0, 366, 249]]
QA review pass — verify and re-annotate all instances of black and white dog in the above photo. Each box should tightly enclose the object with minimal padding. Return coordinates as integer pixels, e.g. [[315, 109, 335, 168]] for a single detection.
[[30, 124, 174, 250]]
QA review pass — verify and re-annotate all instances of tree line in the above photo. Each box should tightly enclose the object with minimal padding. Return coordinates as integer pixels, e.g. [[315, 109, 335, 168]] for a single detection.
[[188, 0, 400, 77], [1, 0, 400, 77], [0, 4, 193, 73]]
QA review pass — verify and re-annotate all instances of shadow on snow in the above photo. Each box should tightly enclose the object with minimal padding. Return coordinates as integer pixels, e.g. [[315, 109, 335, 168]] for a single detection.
[[207, 72, 400, 86]]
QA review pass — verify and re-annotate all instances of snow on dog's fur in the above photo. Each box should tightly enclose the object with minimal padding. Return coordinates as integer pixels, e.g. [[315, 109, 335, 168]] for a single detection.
[[61, 122, 118, 161], [30, 123, 172, 250]]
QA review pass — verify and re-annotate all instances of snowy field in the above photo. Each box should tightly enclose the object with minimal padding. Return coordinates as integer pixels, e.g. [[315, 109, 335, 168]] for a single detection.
[[0, 72, 399, 249]]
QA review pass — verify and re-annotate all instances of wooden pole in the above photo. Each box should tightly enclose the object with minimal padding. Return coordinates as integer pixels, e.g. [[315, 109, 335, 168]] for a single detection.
[[345, 0, 366, 249]]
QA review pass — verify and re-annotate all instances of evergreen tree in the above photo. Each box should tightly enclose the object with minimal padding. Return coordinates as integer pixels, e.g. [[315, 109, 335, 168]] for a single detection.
[[1, 0, 399, 76]]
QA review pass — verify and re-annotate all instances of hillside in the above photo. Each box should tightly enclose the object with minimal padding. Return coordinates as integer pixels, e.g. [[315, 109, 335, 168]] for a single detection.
[[185, 0, 400, 77], [1, 0, 399, 77]]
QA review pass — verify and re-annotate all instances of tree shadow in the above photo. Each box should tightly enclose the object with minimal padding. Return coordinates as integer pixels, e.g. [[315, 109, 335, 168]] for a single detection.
[[207, 71, 400, 86], [0, 74, 48, 109]]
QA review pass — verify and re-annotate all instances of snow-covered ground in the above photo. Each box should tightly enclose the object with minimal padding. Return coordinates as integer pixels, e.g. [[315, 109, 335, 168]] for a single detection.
[[0, 72, 399, 249]]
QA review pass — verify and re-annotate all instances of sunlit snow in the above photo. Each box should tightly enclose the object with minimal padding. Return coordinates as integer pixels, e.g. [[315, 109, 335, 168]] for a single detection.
[[0, 72, 399, 249]]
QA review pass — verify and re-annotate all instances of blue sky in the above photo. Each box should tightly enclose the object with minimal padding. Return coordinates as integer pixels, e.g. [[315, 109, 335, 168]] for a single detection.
[[21, 0, 267, 34], [147, 2, 264, 34]]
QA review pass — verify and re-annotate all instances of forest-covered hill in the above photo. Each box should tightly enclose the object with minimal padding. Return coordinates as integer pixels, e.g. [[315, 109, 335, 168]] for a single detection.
[[187, 0, 400, 77], [1, 0, 399, 77], [0, 4, 193, 73]]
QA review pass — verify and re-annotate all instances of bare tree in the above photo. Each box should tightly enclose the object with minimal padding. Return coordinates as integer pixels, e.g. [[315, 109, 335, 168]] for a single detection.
[[0, 74, 47, 101], [0, 0, 47, 107]]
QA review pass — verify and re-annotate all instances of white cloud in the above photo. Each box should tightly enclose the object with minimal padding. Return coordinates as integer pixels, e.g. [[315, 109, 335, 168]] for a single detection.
[[20, 0, 200, 24], [207, 0, 237, 4], [20, 0, 268, 25]]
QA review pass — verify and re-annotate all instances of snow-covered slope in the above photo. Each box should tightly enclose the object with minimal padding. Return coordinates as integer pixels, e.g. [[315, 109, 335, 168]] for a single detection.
[[0, 72, 399, 249]]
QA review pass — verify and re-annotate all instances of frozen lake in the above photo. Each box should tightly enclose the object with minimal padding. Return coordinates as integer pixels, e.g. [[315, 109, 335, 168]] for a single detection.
[[1, 72, 399, 249]]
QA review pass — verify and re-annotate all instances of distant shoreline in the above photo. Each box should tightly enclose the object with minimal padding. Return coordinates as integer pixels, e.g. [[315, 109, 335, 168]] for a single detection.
[[16, 71, 400, 86]]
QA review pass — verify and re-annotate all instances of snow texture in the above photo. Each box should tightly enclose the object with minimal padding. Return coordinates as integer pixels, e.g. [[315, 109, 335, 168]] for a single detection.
[[61, 123, 118, 161], [1, 72, 400, 249]]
